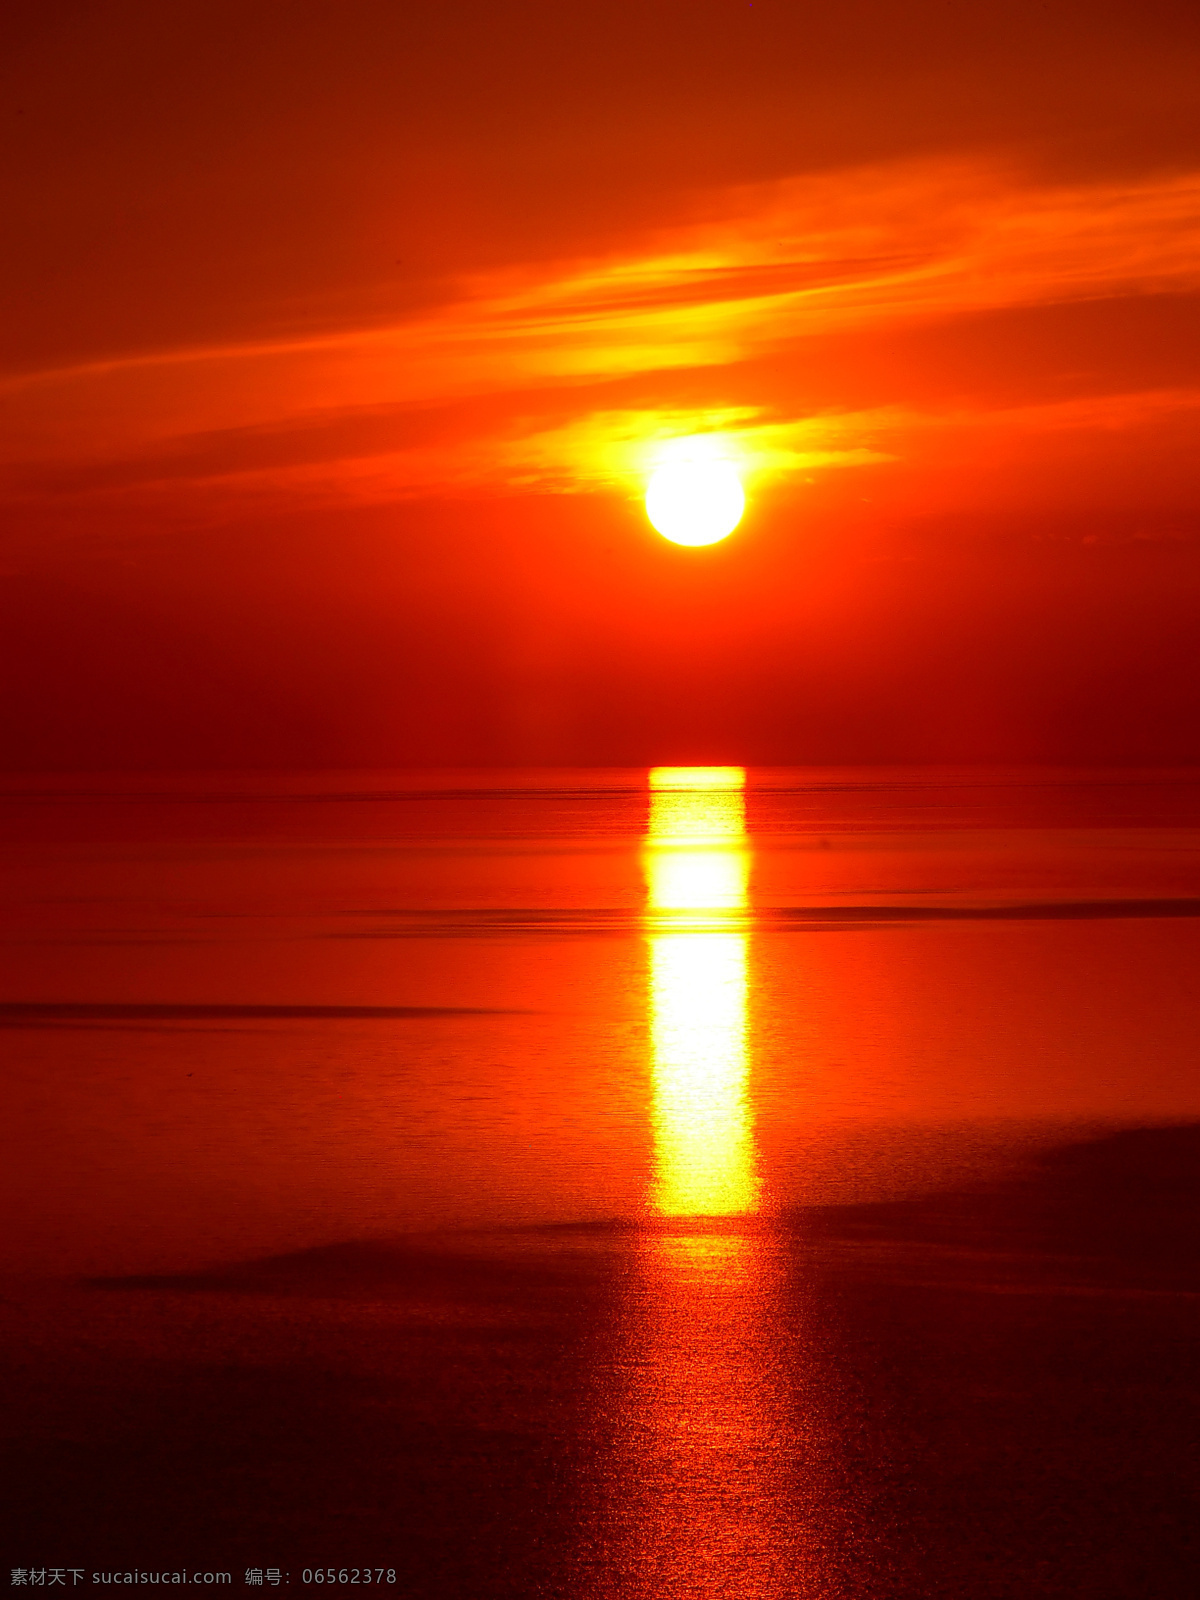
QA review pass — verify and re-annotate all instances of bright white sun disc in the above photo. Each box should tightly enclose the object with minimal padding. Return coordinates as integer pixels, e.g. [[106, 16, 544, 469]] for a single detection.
[[645, 460, 745, 547]]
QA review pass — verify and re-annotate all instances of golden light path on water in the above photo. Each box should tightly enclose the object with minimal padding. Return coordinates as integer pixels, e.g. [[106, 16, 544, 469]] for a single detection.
[[645, 766, 758, 1217], [610, 769, 826, 1599]]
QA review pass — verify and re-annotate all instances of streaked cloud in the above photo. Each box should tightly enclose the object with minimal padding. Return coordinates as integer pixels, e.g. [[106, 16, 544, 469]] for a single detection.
[[3, 157, 1199, 526]]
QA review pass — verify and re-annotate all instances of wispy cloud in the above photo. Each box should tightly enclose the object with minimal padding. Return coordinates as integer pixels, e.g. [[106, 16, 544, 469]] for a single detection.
[[3, 157, 1199, 519]]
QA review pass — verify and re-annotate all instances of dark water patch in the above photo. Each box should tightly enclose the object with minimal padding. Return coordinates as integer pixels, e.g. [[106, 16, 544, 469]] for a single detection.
[[332, 897, 1200, 938], [0, 1001, 523, 1029], [84, 1237, 606, 1300], [12, 1275, 617, 1587], [769, 897, 1200, 924], [12, 1124, 1198, 1594], [787, 1123, 1200, 1598], [805, 1121, 1200, 1294]]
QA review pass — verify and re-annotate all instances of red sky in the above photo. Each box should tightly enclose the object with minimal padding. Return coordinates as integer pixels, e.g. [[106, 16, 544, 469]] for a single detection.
[[3, 0, 1199, 767]]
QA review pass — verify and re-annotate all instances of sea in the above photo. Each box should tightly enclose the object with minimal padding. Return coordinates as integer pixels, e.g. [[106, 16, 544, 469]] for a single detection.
[[3, 768, 1198, 1596]]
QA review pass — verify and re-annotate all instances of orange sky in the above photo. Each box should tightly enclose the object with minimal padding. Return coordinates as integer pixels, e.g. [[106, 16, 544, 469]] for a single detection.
[[3, 0, 1199, 767]]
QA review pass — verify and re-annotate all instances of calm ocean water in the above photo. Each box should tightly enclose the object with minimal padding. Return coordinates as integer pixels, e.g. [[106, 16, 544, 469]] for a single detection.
[[3, 768, 1199, 1594]]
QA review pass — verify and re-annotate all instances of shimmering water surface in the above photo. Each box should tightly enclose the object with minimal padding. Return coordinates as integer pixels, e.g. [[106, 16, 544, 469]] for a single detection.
[[3, 769, 1199, 1595]]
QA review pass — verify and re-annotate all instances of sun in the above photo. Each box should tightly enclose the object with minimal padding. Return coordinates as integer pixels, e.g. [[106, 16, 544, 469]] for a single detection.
[[645, 455, 745, 547]]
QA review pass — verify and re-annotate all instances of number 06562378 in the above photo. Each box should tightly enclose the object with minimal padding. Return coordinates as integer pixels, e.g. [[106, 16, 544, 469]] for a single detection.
[[300, 1571, 395, 1584]]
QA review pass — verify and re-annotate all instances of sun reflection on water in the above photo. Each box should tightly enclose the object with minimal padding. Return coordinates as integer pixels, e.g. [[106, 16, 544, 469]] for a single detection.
[[595, 768, 828, 1597], [646, 766, 758, 1216]]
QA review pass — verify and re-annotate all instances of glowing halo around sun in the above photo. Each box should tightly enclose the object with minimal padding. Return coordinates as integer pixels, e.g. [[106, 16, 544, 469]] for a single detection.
[[645, 455, 746, 547]]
